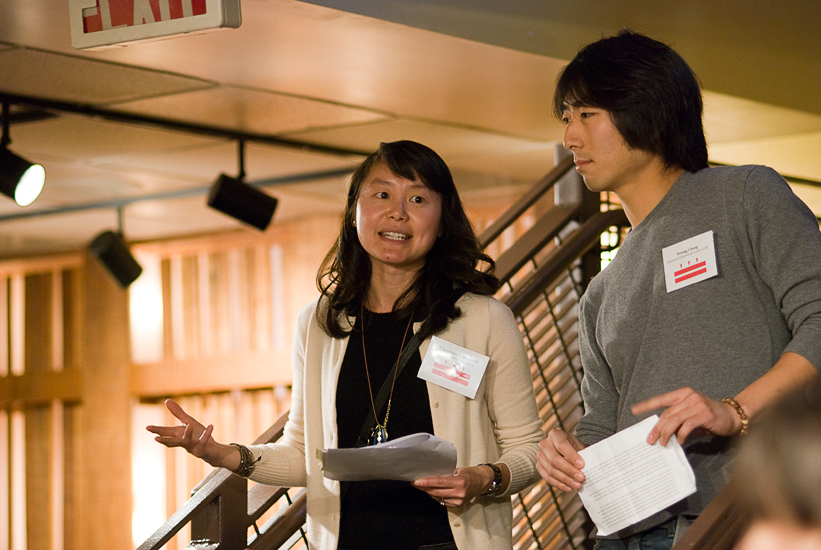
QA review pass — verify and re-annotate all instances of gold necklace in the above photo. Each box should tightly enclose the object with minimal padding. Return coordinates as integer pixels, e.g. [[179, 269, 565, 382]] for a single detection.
[[361, 304, 415, 445]]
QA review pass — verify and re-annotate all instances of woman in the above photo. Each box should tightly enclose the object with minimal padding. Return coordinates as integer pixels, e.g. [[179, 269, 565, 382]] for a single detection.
[[148, 140, 542, 550], [735, 385, 821, 550]]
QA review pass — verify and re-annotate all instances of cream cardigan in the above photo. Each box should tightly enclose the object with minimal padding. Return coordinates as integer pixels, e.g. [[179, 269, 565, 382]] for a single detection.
[[248, 293, 543, 550]]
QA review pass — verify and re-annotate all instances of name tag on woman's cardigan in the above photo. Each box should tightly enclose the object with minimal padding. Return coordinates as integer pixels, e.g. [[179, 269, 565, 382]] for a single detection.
[[417, 336, 489, 399]]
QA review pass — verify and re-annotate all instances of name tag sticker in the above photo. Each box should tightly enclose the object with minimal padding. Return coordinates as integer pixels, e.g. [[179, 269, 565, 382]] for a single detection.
[[662, 230, 718, 293], [417, 336, 489, 399]]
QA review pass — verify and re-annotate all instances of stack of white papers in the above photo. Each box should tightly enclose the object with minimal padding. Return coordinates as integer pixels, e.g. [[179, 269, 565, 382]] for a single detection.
[[577, 415, 696, 536], [317, 433, 457, 482]]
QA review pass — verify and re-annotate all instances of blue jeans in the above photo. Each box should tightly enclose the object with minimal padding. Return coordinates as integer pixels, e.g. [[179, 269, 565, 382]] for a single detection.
[[593, 516, 690, 550]]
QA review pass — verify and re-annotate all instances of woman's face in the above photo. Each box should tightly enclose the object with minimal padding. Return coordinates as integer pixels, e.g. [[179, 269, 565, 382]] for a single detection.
[[354, 161, 442, 276], [737, 521, 821, 550]]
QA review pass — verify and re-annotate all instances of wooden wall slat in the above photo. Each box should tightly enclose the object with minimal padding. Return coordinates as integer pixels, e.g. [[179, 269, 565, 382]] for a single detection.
[[80, 255, 132, 550], [26, 405, 50, 550], [10, 275, 24, 377], [63, 403, 83, 550], [51, 272, 64, 373]]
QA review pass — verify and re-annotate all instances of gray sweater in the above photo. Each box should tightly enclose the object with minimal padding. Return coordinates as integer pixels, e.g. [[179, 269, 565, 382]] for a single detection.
[[577, 165, 821, 537]]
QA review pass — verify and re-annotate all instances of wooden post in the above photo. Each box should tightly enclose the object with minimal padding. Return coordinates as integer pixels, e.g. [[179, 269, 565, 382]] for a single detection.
[[188, 474, 248, 548], [80, 253, 133, 549]]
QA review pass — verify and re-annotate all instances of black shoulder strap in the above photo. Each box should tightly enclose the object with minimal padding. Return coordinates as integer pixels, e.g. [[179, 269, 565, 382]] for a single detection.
[[354, 331, 424, 448]]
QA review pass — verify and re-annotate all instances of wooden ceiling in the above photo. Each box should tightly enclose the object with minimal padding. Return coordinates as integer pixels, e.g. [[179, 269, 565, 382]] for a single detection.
[[1, 0, 820, 258]]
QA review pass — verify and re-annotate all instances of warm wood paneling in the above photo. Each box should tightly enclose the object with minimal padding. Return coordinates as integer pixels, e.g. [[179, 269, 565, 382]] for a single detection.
[[0, 370, 80, 405], [25, 405, 50, 550], [63, 403, 84, 550], [25, 273, 52, 374], [130, 349, 292, 397], [79, 255, 132, 550]]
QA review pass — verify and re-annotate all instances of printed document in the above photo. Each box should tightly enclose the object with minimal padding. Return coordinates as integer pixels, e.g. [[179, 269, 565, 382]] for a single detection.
[[318, 433, 457, 482], [577, 415, 696, 536]]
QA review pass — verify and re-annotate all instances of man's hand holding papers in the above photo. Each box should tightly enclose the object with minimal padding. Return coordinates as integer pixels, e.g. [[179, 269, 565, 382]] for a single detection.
[[576, 415, 696, 536]]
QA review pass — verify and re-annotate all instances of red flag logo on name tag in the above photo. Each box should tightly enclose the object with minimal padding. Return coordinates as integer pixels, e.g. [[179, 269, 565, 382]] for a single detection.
[[673, 259, 707, 283], [431, 361, 471, 386]]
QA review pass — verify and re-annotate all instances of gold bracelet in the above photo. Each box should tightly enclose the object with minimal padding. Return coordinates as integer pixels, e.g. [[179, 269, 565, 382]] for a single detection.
[[721, 397, 749, 436]]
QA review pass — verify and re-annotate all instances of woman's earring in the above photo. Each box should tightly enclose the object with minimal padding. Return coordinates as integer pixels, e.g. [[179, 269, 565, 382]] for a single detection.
[[352, 219, 356, 227]]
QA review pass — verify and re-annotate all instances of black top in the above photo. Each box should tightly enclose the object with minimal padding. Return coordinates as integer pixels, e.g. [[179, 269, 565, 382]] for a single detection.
[[335, 308, 454, 550]]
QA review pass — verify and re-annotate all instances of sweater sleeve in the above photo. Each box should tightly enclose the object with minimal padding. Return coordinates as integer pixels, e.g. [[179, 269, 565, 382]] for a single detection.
[[246, 302, 313, 487], [575, 285, 620, 446], [483, 298, 544, 496], [743, 166, 821, 372]]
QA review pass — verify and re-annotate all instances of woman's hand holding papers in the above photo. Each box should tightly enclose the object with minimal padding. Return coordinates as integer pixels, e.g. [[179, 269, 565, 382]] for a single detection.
[[413, 464, 510, 507], [537, 429, 587, 492]]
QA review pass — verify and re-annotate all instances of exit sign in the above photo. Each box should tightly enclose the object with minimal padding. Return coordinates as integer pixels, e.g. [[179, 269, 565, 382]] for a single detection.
[[69, 0, 241, 50]]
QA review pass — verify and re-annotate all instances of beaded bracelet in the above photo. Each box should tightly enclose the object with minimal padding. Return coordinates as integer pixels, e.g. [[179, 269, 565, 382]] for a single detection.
[[721, 397, 749, 436], [230, 443, 260, 477]]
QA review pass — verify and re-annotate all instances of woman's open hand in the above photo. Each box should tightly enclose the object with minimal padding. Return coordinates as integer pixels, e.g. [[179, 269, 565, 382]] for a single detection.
[[146, 399, 237, 470]]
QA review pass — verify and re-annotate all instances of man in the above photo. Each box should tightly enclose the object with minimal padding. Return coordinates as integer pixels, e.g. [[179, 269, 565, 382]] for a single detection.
[[537, 30, 821, 549]]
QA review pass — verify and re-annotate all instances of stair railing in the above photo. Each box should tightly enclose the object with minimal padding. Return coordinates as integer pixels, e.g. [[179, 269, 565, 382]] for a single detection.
[[136, 412, 307, 550], [671, 477, 748, 550]]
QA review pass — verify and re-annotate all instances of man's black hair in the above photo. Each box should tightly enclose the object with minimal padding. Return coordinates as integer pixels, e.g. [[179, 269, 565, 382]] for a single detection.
[[553, 29, 709, 172]]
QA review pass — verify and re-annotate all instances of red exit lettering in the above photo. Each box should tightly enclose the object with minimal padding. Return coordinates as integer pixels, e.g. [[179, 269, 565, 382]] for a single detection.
[[82, 0, 208, 33]]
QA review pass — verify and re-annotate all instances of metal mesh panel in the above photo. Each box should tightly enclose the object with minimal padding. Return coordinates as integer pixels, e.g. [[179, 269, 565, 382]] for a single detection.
[[502, 191, 631, 550], [505, 262, 591, 550]]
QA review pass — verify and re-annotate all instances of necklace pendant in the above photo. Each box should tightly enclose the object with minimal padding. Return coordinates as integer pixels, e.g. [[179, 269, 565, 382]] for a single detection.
[[370, 425, 388, 445]]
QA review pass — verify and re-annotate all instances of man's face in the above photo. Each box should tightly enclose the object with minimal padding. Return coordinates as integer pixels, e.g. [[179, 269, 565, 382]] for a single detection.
[[561, 104, 657, 194]]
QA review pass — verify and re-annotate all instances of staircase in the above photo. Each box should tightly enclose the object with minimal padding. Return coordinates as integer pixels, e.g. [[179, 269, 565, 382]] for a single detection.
[[137, 151, 632, 550]]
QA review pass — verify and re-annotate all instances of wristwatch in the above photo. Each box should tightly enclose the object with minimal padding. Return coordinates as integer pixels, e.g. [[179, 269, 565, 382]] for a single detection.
[[480, 462, 503, 496]]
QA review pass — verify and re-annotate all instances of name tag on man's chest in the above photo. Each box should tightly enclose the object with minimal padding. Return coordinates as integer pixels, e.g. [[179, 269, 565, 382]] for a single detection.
[[661, 230, 719, 292]]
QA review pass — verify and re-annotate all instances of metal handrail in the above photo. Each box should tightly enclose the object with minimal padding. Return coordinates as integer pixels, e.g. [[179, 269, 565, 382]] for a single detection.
[[137, 411, 298, 550], [479, 155, 576, 248], [504, 209, 628, 317]]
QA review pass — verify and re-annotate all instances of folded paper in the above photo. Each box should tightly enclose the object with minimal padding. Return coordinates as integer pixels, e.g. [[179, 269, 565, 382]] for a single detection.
[[577, 415, 697, 536], [318, 433, 457, 482]]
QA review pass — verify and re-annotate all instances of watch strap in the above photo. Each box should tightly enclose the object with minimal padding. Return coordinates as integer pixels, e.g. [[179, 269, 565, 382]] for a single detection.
[[480, 462, 503, 496]]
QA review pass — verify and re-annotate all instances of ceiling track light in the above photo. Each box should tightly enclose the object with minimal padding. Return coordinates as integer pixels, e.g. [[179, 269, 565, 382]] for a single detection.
[[88, 206, 143, 288], [0, 102, 45, 206], [207, 140, 278, 231]]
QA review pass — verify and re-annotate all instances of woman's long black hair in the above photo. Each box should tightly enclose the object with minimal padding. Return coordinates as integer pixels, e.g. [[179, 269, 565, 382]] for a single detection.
[[316, 140, 498, 340]]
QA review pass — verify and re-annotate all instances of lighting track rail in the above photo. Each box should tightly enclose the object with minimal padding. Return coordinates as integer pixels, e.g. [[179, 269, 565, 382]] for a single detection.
[[0, 92, 372, 158], [0, 167, 355, 222], [0, 91, 362, 222]]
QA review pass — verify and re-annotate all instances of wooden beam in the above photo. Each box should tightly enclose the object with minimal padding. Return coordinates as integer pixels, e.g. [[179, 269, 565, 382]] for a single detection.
[[0, 370, 81, 406], [130, 349, 293, 398]]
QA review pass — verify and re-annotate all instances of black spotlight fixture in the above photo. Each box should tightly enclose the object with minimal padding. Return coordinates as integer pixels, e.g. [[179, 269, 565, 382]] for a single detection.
[[207, 140, 277, 231], [0, 102, 45, 207], [88, 208, 143, 288]]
